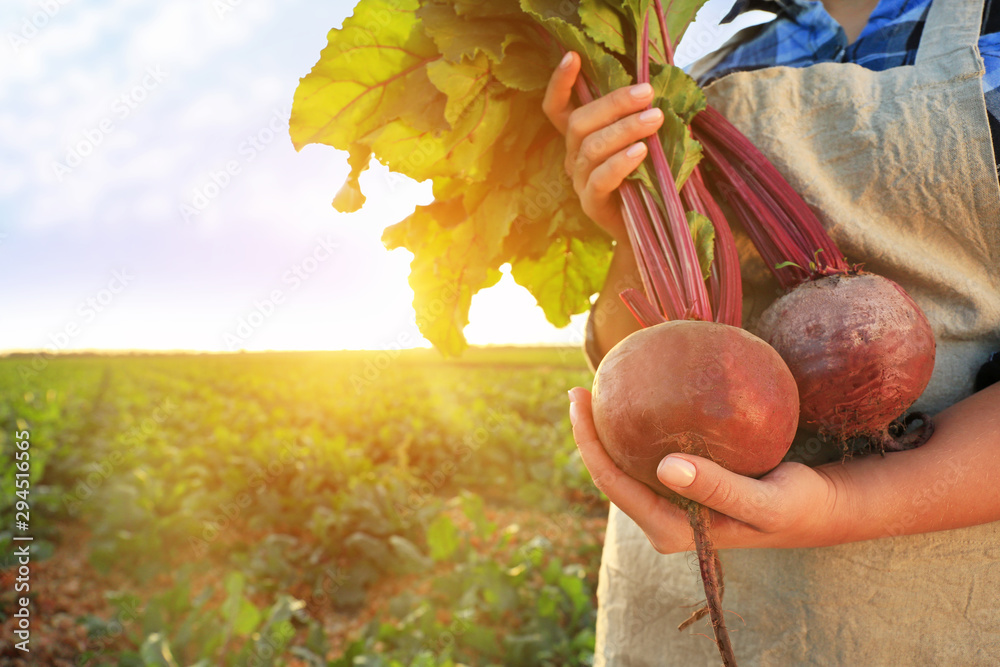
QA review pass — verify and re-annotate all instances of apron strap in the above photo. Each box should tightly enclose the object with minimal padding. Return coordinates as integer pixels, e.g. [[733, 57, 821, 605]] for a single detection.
[[915, 0, 986, 63]]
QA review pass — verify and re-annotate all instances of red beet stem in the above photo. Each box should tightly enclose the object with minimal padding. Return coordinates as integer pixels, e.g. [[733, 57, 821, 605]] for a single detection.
[[652, 0, 677, 64], [699, 138, 811, 289], [681, 178, 722, 319], [646, 3, 742, 327], [567, 31, 745, 666], [692, 105, 849, 281], [621, 182, 686, 319], [683, 167, 742, 327], [620, 288, 667, 327], [637, 15, 712, 322], [562, 23, 737, 327], [571, 63, 688, 319]]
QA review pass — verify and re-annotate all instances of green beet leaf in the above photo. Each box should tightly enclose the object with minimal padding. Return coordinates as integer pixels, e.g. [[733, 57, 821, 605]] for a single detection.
[[290, 0, 441, 151], [686, 211, 715, 281], [601, 0, 670, 63], [492, 39, 557, 90], [291, 0, 718, 354], [651, 62, 706, 123], [418, 2, 537, 64], [511, 236, 612, 328], [331, 144, 371, 213], [385, 189, 517, 355], [521, 0, 632, 96], [657, 107, 702, 192], [662, 0, 710, 47], [427, 53, 493, 127], [579, 0, 629, 55]]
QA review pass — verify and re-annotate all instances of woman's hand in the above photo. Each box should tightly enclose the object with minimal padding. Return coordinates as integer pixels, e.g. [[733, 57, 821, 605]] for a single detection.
[[542, 52, 665, 244], [568, 386, 854, 553]]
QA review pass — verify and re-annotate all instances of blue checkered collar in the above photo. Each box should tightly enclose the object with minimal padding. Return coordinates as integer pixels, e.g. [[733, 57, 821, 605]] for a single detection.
[[711, 0, 854, 70], [721, 0, 827, 23]]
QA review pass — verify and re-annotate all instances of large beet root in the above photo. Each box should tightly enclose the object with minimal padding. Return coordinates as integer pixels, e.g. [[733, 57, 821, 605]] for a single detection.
[[592, 320, 800, 498], [755, 273, 936, 446]]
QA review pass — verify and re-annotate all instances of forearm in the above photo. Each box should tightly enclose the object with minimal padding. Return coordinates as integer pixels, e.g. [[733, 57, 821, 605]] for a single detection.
[[824, 381, 1000, 544], [588, 241, 644, 367]]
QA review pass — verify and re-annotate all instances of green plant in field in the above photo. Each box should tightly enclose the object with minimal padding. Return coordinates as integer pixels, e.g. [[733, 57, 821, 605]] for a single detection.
[[332, 492, 598, 666], [1, 352, 601, 666], [78, 569, 328, 667], [0, 359, 109, 561]]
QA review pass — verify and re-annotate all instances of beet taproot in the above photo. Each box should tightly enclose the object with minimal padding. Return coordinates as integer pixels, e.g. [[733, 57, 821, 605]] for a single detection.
[[592, 320, 800, 498], [755, 273, 936, 448]]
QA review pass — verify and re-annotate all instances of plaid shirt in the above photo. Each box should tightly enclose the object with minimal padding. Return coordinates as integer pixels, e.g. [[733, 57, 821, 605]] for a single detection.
[[697, 0, 1000, 164]]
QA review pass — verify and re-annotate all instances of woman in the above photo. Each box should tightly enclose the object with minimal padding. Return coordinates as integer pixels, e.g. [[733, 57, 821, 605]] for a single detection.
[[544, 0, 1000, 663]]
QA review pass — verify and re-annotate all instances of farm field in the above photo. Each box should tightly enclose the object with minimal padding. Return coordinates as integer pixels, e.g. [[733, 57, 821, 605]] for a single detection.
[[0, 348, 611, 666]]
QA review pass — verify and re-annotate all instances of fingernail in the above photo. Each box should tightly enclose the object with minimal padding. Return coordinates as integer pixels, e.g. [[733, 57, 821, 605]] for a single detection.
[[630, 83, 653, 98], [639, 108, 662, 123], [626, 142, 646, 158], [569, 401, 580, 427], [559, 52, 574, 69], [658, 456, 696, 487]]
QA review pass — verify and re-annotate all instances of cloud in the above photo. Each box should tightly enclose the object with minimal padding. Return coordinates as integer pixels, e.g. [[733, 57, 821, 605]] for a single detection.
[[0, 0, 600, 351], [122, 1, 275, 68], [0, 160, 26, 198]]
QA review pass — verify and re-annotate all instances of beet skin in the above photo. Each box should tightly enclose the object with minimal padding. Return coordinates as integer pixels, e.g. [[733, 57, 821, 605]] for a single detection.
[[591, 320, 800, 497], [755, 273, 936, 440]]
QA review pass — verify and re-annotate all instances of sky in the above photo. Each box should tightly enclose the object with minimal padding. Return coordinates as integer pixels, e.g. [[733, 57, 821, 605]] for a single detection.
[[0, 0, 764, 353]]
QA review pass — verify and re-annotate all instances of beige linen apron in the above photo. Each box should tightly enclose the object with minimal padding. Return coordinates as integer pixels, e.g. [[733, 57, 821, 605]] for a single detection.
[[594, 0, 1000, 664]]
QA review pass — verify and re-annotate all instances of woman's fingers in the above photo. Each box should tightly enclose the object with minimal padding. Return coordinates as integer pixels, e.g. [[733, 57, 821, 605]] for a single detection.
[[542, 51, 580, 135], [568, 387, 844, 553], [658, 454, 789, 532], [578, 107, 662, 169], [566, 387, 819, 553], [575, 142, 645, 218], [569, 386, 755, 529], [566, 89, 662, 201], [569, 388, 637, 501], [543, 54, 663, 237], [564, 82, 655, 167], [574, 107, 661, 196]]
